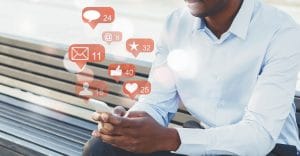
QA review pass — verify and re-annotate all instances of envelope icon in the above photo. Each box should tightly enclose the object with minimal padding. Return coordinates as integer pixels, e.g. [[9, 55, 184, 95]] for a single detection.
[[71, 47, 89, 61]]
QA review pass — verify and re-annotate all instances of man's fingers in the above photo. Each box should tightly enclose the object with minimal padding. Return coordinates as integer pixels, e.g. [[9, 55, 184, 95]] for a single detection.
[[92, 112, 121, 124], [92, 112, 108, 122], [100, 133, 125, 145], [102, 123, 114, 131], [100, 123, 121, 135], [91, 130, 101, 137], [93, 111, 143, 129], [103, 113, 140, 127], [100, 133, 139, 153]]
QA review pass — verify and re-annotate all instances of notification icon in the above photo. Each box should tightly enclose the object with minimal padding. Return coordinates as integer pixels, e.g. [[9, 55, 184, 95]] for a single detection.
[[108, 64, 136, 82], [82, 7, 115, 29], [123, 80, 151, 99], [75, 80, 108, 98], [102, 31, 122, 44], [68, 44, 105, 69], [126, 38, 154, 57]]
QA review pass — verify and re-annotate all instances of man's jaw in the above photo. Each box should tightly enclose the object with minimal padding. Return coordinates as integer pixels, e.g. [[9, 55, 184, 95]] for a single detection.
[[185, 0, 204, 10], [184, 0, 204, 3]]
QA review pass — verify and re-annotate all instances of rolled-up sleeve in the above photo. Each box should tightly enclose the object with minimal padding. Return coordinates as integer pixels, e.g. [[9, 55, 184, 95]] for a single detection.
[[174, 28, 300, 155]]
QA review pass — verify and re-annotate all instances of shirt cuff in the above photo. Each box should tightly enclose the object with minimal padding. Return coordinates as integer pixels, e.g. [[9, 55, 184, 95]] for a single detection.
[[173, 128, 235, 155], [128, 103, 166, 126], [173, 128, 208, 155]]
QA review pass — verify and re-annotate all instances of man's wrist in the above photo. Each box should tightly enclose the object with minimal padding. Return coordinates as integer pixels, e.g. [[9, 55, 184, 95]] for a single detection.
[[159, 128, 181, 151]]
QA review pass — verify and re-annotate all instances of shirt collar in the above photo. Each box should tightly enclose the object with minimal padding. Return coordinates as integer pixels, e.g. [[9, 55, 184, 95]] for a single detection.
[[193, 0, 255, 40], [229, 0, 255, 40]]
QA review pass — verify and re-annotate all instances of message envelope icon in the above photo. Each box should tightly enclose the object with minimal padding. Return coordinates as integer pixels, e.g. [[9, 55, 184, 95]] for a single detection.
[[71, 47, 89, 61]]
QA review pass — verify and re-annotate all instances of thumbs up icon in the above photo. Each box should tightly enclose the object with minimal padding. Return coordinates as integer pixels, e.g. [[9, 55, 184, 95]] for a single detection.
[[110, 65, 122, 76]]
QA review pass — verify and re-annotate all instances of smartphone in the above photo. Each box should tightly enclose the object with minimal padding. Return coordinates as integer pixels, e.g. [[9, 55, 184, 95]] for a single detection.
[[88, 99, 112, 113]]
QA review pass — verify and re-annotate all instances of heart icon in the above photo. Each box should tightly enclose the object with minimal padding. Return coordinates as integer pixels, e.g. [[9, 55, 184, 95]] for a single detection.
[[125, 83, 138, 93]]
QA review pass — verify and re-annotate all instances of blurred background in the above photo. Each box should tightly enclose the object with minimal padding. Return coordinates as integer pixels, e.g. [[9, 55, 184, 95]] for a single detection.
[[0, 0, 298, 93]]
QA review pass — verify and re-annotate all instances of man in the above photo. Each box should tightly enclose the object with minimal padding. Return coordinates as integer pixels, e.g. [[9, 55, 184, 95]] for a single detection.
[[83, 0, 300, 155]]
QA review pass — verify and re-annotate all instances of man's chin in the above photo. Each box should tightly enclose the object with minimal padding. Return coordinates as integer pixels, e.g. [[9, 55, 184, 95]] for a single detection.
[[189, 10, 207, 18], [186, 1, 207, 17]]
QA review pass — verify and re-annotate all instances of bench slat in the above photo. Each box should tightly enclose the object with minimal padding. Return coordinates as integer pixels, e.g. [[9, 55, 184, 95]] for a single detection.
[[0, 66, 135, 109], [0, 76, 195, 125], [0, 94, 92, 156], [0, 103, 90, 143], [0, 54, 129, 96], [0, 137, 48, 156], [0, 55, 189, 112], [0, 45, 148, 80], [0, 117, 81, 156], [0, 40, 151, 75]]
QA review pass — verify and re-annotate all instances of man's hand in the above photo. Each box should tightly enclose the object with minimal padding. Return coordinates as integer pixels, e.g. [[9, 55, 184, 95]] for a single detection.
[[91, 110, 181, 154], [93, 106, 127, 134]]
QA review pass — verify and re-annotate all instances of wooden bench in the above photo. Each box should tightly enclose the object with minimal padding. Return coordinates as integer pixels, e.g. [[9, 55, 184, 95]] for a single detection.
[[0, 34, 195, 155], [0, 34, 299, 155]]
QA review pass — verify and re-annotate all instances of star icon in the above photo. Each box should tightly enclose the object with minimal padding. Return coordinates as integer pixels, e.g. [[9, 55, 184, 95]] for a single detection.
[[129, 41, 139, 51]]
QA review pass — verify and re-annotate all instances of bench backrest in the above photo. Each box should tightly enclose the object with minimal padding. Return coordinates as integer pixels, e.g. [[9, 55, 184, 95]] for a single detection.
[[0, 35, 195, 126], [1, 35, 299, 126]]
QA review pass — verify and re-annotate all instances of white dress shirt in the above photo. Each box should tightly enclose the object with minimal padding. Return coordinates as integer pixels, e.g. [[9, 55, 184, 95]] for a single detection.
[[129, 0, 300, 155]]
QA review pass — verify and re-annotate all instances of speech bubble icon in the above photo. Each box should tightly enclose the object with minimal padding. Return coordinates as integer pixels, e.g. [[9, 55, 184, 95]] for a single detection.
[[108, 64, 136, 82], [126, 38, 154, 57], [82, 7, 115, 29], [68, 44, 105, 69], [102, 31, 122, 44], [83, 10, 101, 22], [75, 80, 108, 99], [122, 80, 151, 99]]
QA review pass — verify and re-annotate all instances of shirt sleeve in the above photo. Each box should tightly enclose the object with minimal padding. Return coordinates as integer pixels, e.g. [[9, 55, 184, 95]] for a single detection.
[[174, 27, 300, 155], [129, 11, 180, 127]]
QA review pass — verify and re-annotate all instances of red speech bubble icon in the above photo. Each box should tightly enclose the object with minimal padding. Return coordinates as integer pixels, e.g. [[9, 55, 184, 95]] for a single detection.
[[82, 7, 115, 29], [68, 44, 105, 69], [102, 31, 122, 44], [126, 38, 154, 57], [122, 80, 151, 99], [75, 80, 108, 99], [108, 64, 136, 82]]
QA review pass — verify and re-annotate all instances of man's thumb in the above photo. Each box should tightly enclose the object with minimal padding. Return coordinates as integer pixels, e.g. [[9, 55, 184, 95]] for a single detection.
[[112, 106, 126, 117], [127, 111, 148, 118]]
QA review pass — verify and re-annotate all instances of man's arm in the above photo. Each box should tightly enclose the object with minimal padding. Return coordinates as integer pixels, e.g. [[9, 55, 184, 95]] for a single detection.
[[128, 10, 181, 126], [174, 27, 300, 155]]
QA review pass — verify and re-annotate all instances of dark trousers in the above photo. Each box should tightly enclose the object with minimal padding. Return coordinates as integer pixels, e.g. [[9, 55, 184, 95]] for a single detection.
[[83, 121, 298, 156], [82, 137, 184, 156], [82, 137, 298, 156]]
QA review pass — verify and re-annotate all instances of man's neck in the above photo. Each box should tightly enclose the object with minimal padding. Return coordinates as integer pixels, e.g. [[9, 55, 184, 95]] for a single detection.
[[204, 0, 243, 38]]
